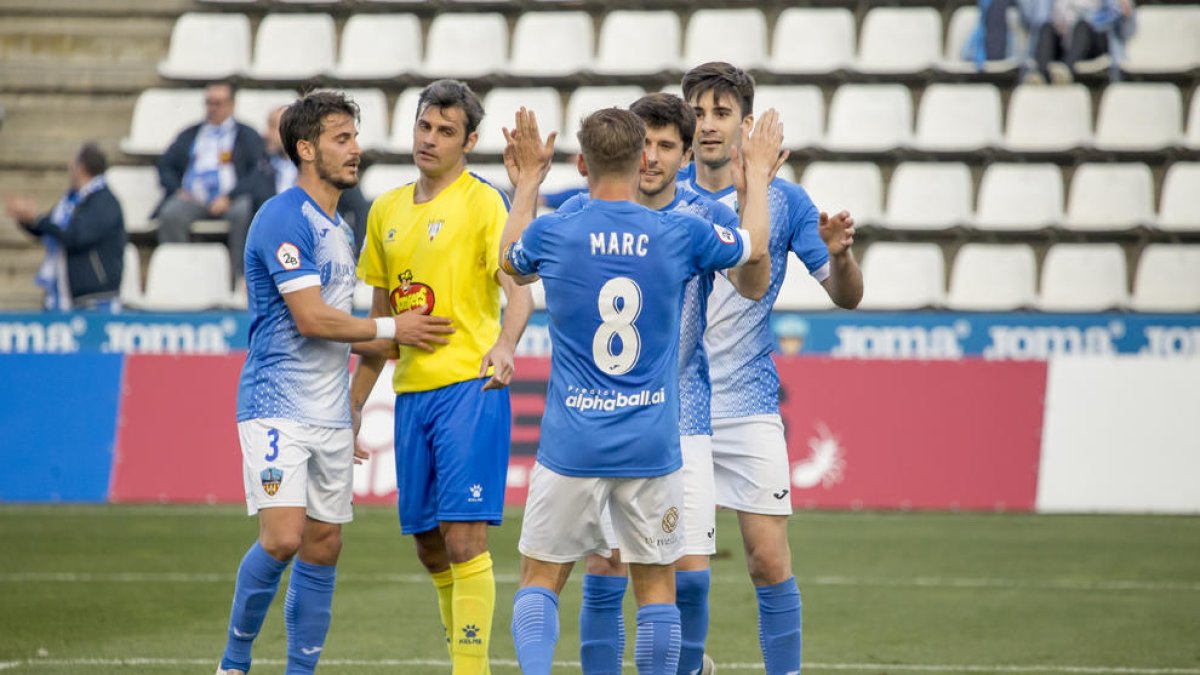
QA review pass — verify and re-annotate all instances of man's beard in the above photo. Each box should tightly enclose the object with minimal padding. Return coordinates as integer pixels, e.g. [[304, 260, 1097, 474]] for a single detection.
[[315, 149, 358, 190]]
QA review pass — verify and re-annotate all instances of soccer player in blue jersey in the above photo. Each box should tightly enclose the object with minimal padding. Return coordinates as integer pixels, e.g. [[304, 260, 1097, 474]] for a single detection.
[[551, 93, 787, 675], [682, 62, 864, 675], [498, 105, 782, 675], [215, 92, 454, 675]]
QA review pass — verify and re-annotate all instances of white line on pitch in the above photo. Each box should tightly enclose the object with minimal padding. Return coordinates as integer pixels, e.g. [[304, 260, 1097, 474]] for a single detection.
[[1, 657, 1198, 674], [1, 572, 1197, 593]]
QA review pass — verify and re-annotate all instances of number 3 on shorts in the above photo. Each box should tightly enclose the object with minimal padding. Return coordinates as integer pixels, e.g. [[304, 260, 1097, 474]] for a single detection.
[[265, 428, 280, 462], [592, 277, 642, 376]]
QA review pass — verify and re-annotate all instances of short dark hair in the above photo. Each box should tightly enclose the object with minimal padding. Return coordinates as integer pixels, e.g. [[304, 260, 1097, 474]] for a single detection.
[[207, 80, 238, 100], [279, 91, 360, 167], [681, 61, 755, 119], [630, 93, 697, 152], [416, 79, 484, 138], [76, 142, 107, 177], [578, 108, 645, 179]]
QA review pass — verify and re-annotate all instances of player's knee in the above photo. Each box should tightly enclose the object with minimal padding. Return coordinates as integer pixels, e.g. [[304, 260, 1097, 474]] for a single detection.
[[745, 544, 792, 586], [259, 532, 302, 561], [442, 524, 488, 564], [585, 553, 625, 576]]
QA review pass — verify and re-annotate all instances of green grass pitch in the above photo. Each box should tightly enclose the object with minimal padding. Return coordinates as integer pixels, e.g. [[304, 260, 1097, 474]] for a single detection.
[[1, 505, 1198, 674]]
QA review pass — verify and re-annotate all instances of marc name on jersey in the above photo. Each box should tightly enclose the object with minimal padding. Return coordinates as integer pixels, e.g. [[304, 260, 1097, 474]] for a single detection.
[[590, 231, 649, 257]]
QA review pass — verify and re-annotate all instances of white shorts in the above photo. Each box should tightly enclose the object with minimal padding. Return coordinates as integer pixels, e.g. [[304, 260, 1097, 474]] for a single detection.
[[520, 462, 684, 566], [712, 414, 793, 516], [238, 418, 355, 524], [600, 435, 716, 556]]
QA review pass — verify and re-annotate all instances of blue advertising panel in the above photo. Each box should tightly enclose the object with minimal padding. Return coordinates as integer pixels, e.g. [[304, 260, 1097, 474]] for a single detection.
[[0, 354, 124, 502]]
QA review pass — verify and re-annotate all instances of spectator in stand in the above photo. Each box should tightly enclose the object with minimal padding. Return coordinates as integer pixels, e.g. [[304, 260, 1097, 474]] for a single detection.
[[1020, 0, 1137, 82], [155, 81, 265, 281], [4, 143, 126, 312], [251, 106, 372, 252], [962, 0, 1016, 70]]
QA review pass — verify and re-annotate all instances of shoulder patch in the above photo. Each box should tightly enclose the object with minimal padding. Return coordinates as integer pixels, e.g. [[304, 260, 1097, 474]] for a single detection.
[[276, 242, 301, 270], [713, 224, 737, 245]]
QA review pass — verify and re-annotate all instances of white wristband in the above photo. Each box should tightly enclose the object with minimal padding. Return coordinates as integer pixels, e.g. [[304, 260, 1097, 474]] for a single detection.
[[373, 317, 396, 340]]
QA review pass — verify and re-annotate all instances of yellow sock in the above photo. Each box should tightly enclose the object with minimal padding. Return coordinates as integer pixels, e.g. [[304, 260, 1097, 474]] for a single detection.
[[431, 568, 455, 662], [449, 552, 495, 675]]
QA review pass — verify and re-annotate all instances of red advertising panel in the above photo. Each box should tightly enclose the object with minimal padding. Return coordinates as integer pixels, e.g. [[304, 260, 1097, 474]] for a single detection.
[[110, 354, 245, 503], [776, 357, 1046, 511]]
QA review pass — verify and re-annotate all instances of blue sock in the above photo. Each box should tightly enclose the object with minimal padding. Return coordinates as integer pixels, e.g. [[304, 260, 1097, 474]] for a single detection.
[[221, 542, 289, 672], [756, 578, 802, 675], [580, 574, 627, 674], [512, 586, 559, 675], [674, 570, 711, 675], [635, 603, 681, 675], [283, 559, 337, 675]]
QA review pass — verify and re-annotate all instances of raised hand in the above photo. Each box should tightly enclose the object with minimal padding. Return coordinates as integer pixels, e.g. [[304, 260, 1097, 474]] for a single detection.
[[819, 210, 856, 256], [502, 107, 557, 188], [392, 313, 455, 352], [741, 108, 786, 181]]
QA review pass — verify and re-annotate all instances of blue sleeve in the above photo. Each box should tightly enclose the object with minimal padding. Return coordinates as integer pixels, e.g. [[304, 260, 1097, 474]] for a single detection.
[[680, 212, 746, 275], [707, 198, 740, 231], [250, 201, 320, 286], [544, 186, 587, 209], [505, 215, 551, 277], [783, 181, 830, 276], [555, 192, 589, 215]]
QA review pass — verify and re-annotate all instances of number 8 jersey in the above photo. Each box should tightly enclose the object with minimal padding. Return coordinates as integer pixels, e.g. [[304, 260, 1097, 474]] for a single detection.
[[505, 199, 750, 478]]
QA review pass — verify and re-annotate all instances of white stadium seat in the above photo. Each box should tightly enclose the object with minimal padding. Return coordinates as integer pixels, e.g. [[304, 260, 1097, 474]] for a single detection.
[[800, 162, 883, 225], [359, 164, 419, 201], [595, 11, 682, 76], [158, 13, 251, 80], [559, 87, 646, 154], [422, 13, 508, 79], [105, 166, 161, 234], [769, 8, 856, 75], [509, 12, 593, 78], [946, 244, 1037, 311], [855, 7, 942, 74], [684, 10, 768, 70], [541, 162, 586, 197], [1123, 6, 1200, 75], [476, 88, 562, 154], [753, 86, 824, 151], [249, 14, 336, 81], [1005, 84, 1092, 152], [975, 163, 1064, 231], [335, 14, 421, 80], [1156, 162, 1200, 232], [940, 5, 1023, 74], [138, 243, 232, 311], [774, 255, 835, 311], [387, 89, 424, 154], [822, 84, 912, 153], [859, 242, 945, 310], [1065, 163, 1155, 231], [913, 84, 1003, 152], [467, 164, 514, 194], [1094, 83, 1183, 152], [1131, 245, 1200, 313], [882, 163, 973, 231], [234, 89, 298, 136], [1186, 91, 1200, 150], [120, 88, 205, 155], [1038, 244, 1128, 312], [120, 244, 142, 306]]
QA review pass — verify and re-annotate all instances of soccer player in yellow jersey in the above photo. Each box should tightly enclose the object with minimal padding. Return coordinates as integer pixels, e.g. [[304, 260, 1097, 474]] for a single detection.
[[350, 80, 533, 675]]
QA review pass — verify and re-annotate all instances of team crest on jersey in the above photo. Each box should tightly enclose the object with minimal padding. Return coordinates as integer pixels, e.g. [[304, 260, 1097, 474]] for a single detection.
[[713, 224, 737, 245], [427, 219, 444, 241], [390, 269, 435, 315], [661, 506, 679, 533], [276, 242, 301, 270], [386, 227, 396, 242], [260, 468, 283, 496]]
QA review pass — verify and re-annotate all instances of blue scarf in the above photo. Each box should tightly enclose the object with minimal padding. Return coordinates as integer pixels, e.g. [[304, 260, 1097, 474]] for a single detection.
[[37, 174, 106, 311]]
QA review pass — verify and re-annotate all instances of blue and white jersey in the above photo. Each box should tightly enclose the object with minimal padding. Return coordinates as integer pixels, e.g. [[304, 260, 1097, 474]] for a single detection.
[[237, 187, 358, 428], [687, 174, 831, 419], [506, 199, 750, 478], [557, 184, 740, 437]]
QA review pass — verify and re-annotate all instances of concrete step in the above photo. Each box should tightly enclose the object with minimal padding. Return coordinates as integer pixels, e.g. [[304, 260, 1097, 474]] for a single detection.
[[0, 17, 171, 94], [0, 0, 191, 18], [0, 93, 137, 169], [0, 246, 47, 310]]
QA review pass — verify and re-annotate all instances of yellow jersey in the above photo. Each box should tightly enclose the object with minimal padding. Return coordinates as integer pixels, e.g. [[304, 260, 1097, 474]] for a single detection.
[[358, 170, 510, 394]]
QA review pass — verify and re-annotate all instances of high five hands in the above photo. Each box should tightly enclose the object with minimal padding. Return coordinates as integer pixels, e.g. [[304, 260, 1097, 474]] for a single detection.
[[503, 107, 557, 189]]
